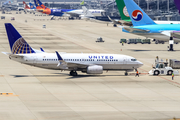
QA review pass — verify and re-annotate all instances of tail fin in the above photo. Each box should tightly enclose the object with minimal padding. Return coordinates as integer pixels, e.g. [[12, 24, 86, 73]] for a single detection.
[[115, 0, 130, 21], [5, 23, 35, 54], [23, 1, 30, 9], [123, 0, 156, 26], [29, 3, 36, 9], [80, 0, 84, 5], [34, 0, 46, 9], [174, 0, 180, 14], [82, 6, 93, 17]]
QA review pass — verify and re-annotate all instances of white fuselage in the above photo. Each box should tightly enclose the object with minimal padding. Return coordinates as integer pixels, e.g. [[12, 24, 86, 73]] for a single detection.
[[25, 8, 36, 13], [9, 53, 143, 72], [66, 9, 105, 17], [155, 21, 180, 24]]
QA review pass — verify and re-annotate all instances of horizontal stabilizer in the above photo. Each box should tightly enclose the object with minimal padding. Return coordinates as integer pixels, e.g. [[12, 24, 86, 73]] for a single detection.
[[2, 52, 11, 56], [2, 52, 24, 58]]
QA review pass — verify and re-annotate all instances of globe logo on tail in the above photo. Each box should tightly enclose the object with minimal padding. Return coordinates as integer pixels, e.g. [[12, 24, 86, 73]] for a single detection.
[[132, 10, 143, 21]]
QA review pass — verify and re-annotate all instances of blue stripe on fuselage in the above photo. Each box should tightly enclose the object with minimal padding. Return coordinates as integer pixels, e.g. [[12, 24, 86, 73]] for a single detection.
[[49, 9, 64, 16]]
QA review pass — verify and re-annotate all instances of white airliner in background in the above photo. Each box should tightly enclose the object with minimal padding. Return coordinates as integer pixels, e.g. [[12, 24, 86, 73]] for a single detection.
[[2, 23, 143, 76]]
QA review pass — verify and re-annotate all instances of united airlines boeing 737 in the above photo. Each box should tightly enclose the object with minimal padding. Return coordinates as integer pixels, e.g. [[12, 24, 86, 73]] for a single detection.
[[2, 23, 143, 76]]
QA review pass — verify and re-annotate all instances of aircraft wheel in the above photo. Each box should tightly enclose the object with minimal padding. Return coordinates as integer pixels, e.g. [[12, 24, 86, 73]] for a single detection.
[[167, 70, 173, 75], [70, 71, 73, 76], [70, 71, 78, 76], [125, 72, 128, 76], [154, 70, 159, 75], [113, 24, 117, 27], [155, 40, 159, 44], [72, 71, 77, 76]]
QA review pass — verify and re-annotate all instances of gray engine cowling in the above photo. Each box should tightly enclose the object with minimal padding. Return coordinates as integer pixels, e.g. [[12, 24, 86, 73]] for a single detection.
[[87, 65, 103, 74]]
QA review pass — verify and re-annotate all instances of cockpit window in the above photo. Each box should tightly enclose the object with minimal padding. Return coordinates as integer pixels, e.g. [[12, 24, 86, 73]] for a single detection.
[[131, 59, 137, 61]]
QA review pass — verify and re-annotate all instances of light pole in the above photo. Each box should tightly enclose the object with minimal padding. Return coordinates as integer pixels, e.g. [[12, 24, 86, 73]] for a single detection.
[[147, 0, 149, 11], [167, 0, 169, 13], [157, 0, 159, 12]]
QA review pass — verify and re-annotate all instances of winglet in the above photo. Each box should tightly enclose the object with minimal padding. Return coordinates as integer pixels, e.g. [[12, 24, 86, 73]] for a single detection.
[[40, 48, 44, 52], [55, 51, 63, 61]]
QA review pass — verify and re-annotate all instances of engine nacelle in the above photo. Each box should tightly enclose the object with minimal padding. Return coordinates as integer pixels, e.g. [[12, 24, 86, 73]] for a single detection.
[[87, 65, 103, 74]]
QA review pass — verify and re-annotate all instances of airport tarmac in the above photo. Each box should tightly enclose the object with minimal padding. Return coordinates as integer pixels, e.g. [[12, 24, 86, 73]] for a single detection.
[[1, 12, 180, 120]]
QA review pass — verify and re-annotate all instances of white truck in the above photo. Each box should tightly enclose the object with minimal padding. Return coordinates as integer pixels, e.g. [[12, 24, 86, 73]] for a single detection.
[[149, 58, 179, 76]]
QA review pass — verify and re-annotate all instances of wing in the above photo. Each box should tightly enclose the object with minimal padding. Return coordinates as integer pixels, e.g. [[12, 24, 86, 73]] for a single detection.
[[172, 31, 180, 38], [55, 51, 92, 70], [64, 12, 80, 17], [2, 52, 24, 58], [118, 20, 133, 26], [161, 31, 180, 39], [122, 27, 149, 33], [66, 62, 91, 68], [107, 16, 121, 25]]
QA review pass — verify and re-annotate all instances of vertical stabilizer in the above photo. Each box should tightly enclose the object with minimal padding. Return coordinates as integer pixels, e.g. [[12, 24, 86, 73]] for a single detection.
[[34, 0, 46, 9], [123, 0, 156, 26], [82, 6, 94, 17], [5, 23, 35, 54], [174, 0, 180, 14], [29, 3, 36, 9], [115, 0, 130, 21], [23, 1, 30, 9]]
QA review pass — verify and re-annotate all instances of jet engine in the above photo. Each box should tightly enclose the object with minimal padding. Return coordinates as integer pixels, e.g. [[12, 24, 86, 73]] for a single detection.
[[87, 65, 103, 74]]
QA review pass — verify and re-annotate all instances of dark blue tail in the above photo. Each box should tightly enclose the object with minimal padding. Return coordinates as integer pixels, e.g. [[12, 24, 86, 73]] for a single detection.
[[5, 23, 35, 54], [29, 3, 36, 9]]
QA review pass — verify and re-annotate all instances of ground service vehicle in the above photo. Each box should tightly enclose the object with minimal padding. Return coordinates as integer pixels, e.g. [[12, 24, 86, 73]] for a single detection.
[[120, 39, 127, 43], [169, 59, 180, 69], [149, 58, 179, 76]]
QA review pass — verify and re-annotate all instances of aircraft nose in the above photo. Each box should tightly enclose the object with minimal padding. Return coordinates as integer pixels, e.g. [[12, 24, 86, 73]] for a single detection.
[[138, 61, 143, 67]]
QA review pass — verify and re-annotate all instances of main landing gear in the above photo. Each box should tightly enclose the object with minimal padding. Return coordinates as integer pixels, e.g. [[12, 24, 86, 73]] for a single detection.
[[125, 72, 128, 76], [70, 70, 78, 76]]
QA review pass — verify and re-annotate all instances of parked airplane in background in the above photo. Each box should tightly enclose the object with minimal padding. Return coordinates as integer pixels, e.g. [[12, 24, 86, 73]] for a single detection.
[[81, 6, 121, 25], [3, 23, 143, 76], [3, 0, 13, 5], [122, 0, 180, 43], [174, 0, 180, 14], [29, 2, 36, 9], [1, 0, 19, 11], [108, 0, 132, 26], [113, 0, 180, 27], [34, 0, 64, 19], [23, 1, 35, 13], [34, 0, 105, 19]]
